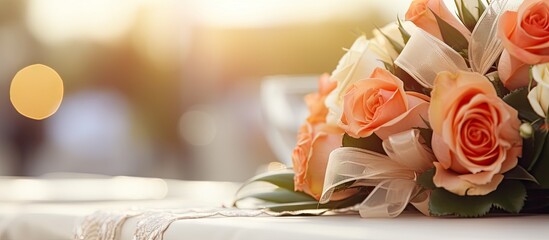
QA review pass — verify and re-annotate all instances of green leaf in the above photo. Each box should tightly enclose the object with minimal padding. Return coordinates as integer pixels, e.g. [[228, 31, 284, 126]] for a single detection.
[[268, 190, 368, 212], [456, 0, 478, 31], [477, 0, 486, 20], [503, 87, 540, 122], [376, 27, 404, 54], [415, 127, 433, 149], [504, 166, 539, 184], [453, 0, 462, 17], [430, 188, 491, 217], [263, 201, 323, 212], [234, 187, 316, 204], [397, 18, 411, 44], [238, 169, 295, 191], [342, 133, 386, 155], [490, 181, 527, 213], [431, 9, 469, 54], [417, 168, 436, 189], [520, 121, 548, 171], [530, 138, 549, 188], [489, 73, 510, 98], [382, 60, 395, 74], [429, 180, 526, 217], [394, 66, 430, 96], [233, 170, 301, 207]]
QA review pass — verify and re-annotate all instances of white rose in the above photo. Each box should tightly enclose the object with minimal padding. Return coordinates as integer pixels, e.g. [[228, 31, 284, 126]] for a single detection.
[[369, 21, 417, 64], [324, 36, 384, 125], [528, 63, 549, 118]]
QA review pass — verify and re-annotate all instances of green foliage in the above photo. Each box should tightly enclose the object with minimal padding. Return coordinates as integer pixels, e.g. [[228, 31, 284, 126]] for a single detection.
[[234, 170, 368, 213], [418, 167, 530, 216], [415, 119, 433, 149], [233, 170, 316, 210], [489, 75, 510, 98], [397, 18, 411, 44], [376, 27, 404, 54], [504, 166, 539, 184], [432, 10, 469, 55], [238, 169, 296, 191], [342, 133, 386, 155], [454, 0, 478, 31], [234, 187, 316, 204], [382, 61, 396, 74], [504, 87, 549, 176], [267, 191, 368, 212], [530, 140, 549, 188], [394, 66, 431, 96], [503, 87, 540, 122], [477, 0, 486, 19], [417, 168, 437, 189], [429, 180, 526, 217], [520, 121, 548, 171]]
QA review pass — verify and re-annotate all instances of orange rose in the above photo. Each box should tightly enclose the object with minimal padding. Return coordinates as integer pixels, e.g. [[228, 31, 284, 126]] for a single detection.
[[304, 73, 336, 124], [339, 68, 430, 139], [498, 0, 549, 89], [405, 0, 471, 41], [429, 71, 522, 196], [498, 0, 549, 64], [292, 74, 354, 200], [497, 50, 531, 90], [292, 123, 343, 200]]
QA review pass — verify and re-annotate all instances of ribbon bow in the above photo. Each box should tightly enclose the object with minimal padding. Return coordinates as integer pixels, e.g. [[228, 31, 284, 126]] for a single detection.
[[319, 129, 435, 218]]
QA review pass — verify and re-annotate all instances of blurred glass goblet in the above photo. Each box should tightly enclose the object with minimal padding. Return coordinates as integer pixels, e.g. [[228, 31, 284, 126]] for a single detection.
[[260, 75, 318, 166]]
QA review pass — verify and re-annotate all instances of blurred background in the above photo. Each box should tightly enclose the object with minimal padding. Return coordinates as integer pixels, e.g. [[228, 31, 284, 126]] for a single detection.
[[0, 0, 413, 181]]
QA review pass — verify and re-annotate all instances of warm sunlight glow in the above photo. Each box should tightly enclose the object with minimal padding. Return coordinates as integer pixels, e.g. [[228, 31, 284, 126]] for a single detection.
[[26, 0, 141, 44]]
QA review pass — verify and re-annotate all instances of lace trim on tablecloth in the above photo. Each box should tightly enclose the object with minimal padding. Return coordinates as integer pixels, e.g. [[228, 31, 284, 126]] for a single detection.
[[74, 210, 141, 240], [74, 207, 348, 240]]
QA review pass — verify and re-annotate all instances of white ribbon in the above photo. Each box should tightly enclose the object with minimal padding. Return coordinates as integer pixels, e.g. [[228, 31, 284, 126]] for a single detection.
[[394, 29, 469, 88], [319, 129, 435, 218], [469, 0, 521, 74]]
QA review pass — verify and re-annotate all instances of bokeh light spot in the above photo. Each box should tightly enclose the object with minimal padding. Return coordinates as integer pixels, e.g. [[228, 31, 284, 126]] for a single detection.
[[10, 64, 64, 120], [179, 110, 217, 146]]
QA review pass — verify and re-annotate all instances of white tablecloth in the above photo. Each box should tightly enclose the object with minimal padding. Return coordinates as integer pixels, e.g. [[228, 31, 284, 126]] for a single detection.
[[1, 177, 548, 240]]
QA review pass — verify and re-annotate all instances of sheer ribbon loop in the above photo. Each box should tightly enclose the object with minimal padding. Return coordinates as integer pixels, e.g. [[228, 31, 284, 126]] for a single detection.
[[395, 29, 469, 88], [320, 129, 434, 217], [469, 0, 521, 74]]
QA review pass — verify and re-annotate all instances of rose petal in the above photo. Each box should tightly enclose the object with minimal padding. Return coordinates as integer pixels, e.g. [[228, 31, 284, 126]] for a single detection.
[[499, 1, 549, 64], [375, 100, 430, 140], [497, 50, 531, 90], [433, 162, 504, 196]]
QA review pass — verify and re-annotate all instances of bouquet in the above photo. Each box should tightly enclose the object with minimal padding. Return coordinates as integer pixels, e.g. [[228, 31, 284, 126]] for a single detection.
[[234, 0, 549, 217]]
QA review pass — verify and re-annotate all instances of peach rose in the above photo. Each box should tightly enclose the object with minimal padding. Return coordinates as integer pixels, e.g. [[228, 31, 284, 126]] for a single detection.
[[339, 68, 430, 139], [292, 123, 343, 200], [324, 36, 384, 125], [498, 0, 549, 65], [292, 74, 354, 200], [429, 71, 522, 196], [497, 50, 531, 90], [405, 0, 471, 41], [305, 73, 336, 124]]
